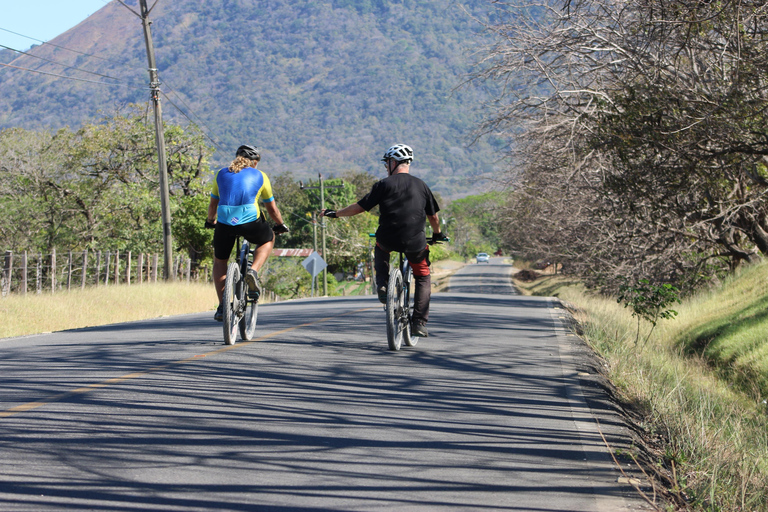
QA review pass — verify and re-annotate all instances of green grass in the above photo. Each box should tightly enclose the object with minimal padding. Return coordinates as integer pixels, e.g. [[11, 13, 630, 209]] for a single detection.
[[0, 283, 218, 339], [517, 262, 768, 511], [666, 264, 768, 400]]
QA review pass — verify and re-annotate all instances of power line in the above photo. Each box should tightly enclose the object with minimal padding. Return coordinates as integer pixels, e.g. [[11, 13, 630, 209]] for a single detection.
[[0, 61, 138, 87], [160, 90, 222, 149], [0, 43, 123, 82], [0, 26, 115, 63], [162, 82, 224, 147]]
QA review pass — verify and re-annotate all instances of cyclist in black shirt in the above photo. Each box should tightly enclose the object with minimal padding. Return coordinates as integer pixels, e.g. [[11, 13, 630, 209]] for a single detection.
[[321, 144, 448, 337]]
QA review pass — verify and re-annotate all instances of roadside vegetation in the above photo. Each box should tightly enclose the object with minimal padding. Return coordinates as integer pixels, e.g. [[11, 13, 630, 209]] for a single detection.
[[513, 262, 768, 511]]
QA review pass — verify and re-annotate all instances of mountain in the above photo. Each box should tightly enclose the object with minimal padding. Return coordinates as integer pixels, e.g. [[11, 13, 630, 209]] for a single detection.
[[0, 0, 501, 198]]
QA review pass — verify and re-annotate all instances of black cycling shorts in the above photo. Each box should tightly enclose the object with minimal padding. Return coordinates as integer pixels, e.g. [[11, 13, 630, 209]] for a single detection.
[[213, 218, 274, 260]]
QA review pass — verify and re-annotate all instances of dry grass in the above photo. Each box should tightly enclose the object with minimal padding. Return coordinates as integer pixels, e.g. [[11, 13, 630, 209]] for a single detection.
[[0, 283, 217, 339]]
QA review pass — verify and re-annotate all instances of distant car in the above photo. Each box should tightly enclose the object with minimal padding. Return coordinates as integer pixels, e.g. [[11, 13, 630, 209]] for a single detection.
[[476, 252, 490, 264]]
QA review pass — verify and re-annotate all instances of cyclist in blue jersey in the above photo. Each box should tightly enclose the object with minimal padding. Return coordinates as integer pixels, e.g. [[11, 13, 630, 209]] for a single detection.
[[206, 145, 289, 321]]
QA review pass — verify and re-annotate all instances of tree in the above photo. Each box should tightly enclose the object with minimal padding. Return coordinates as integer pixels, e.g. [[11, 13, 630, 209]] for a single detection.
[[473, 0, 768, 291], [0, 106, 215, 267]]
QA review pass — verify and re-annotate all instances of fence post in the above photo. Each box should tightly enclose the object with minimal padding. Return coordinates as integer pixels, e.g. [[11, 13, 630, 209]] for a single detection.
[[67, 251, 73, 291], [152, 254, 159, 283], [138, 253, 144, 284], [114, 250, 120, 285], [81, 249, 88, 289], [2, 250, 11, 297], [126, 251, 132, 286], [186, 258, 191, 283], [95, 251, 102, 286], [36, 253, 42, 294], [51, 248, 56, 294], [104, 251, 111, 286], [22, 251, 27, 295]]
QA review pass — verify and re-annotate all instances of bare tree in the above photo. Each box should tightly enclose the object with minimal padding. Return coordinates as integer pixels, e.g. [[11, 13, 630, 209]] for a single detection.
[[473, 0, 768, 290]]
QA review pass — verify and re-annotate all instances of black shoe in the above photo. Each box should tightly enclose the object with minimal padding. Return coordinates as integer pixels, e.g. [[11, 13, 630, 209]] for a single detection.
[[214, 304, 223, 322], [377, 286, 387, 304], [411, 320, 428, 337], [245, 269, 261, 301]]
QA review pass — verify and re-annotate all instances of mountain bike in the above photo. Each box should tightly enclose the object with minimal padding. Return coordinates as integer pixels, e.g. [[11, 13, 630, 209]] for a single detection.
[[385, 235, 448, 351], [222, 236, 258, 345]]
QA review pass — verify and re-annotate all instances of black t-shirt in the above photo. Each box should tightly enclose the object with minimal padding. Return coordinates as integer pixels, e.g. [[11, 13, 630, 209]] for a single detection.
[[357, 173, 440, 252]]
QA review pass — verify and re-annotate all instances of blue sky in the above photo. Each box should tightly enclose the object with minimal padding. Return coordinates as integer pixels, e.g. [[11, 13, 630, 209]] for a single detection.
[[0, 0, 111, 51]]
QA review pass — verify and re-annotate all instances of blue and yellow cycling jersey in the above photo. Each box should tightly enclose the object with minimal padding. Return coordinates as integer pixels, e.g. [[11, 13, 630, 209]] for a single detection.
[[211, 167, 275, 226]]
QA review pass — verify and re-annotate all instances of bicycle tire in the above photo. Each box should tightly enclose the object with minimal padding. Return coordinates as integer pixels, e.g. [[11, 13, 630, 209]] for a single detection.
[[222, 262, 240, 345], [237, 242, 258, 340], [239, 295, 258, 341], [386, 268, 404, 351], [402, 264, 416, 347]]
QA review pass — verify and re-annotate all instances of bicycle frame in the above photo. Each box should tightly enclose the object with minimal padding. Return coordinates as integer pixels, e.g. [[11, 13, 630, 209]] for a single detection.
[[237, 238, 251, 276]]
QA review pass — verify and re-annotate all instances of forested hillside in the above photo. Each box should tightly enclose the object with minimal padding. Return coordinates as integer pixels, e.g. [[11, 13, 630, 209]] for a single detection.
[[0, 0, 500, 197]]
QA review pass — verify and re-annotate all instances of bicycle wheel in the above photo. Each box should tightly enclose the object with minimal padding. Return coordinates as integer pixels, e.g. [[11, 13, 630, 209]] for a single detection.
[[402, 265, 416, 347], [222, 262, 241, 345], [238, 243, 258, 341], [239, 293, 258, 341], [386, 268, 404, 351]]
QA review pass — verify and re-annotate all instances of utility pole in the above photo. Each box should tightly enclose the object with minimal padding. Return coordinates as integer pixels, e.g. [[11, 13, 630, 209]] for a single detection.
[[139, 0, 173, 280], [300, 174, 343, 296], [311, 212, 318, 255], [320, 175, 327, 295]]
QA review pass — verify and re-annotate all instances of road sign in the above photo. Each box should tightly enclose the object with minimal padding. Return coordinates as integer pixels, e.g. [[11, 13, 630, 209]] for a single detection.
[[302, 252, 327, 278]]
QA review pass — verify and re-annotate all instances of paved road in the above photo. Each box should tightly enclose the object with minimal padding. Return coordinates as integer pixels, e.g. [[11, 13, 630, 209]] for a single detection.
[[0, 261, 650, 511], [447, 257, 518, 294]]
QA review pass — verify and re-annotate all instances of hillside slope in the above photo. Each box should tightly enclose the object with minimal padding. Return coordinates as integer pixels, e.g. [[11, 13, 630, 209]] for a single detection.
[[0, 0, 500, 197]]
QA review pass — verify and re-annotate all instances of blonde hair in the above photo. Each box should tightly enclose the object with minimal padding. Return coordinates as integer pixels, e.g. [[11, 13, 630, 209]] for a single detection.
[[228, 156, 259, 173]]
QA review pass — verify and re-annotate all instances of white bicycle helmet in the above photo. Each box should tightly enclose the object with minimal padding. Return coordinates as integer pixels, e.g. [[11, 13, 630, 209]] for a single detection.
[[381, 144, 414, 163]]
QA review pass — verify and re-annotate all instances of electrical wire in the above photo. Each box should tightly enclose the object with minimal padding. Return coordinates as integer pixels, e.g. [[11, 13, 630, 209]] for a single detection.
[[0, 61, 138, 87], [160, 90, 221, 149], [0, 43, 123, 82], [162, 83, 224, 147], [114, 0, 140, 18], [0, 26, 115, 63]]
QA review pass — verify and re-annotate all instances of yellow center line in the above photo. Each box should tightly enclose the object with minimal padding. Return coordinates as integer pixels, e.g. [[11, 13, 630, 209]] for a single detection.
[[0, 307, 374, 419]]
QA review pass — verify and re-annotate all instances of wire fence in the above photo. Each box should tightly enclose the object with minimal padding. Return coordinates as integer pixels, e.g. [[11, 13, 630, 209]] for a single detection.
[[1, 249, 210, 297]]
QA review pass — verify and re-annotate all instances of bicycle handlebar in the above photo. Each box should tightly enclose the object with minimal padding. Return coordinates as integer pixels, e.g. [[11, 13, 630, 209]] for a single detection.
[[429, 232, 450, 245]]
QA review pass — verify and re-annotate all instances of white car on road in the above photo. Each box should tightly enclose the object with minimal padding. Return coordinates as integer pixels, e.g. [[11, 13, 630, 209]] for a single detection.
[[476, 252, 490, 264]]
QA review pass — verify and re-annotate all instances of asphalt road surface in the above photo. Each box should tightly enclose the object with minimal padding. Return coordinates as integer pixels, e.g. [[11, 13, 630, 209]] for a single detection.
[[0, 259, 651, 511]]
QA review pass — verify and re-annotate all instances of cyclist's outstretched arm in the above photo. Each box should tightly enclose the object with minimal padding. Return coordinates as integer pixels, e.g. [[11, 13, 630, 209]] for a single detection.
[[265, 201, 290, 234], [427, 213, 440, 234], [207, 197, 219, 223], [321, 204, 365, 218], [264, 200, 284, 225]]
